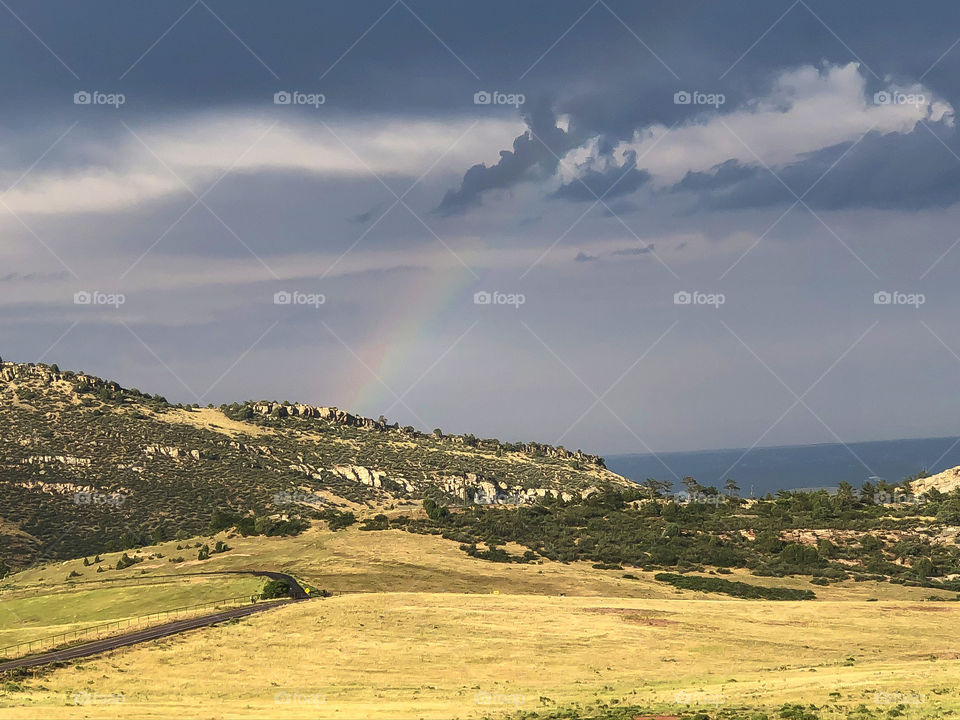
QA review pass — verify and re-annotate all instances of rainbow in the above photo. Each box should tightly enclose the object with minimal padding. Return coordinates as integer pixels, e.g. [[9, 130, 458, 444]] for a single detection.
[[350, 268, 475, 423]]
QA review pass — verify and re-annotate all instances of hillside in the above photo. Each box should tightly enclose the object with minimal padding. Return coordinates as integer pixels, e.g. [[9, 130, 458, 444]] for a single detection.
[[4, 527, 960, 719], [0, 360, 631, 568], [912, 465, 960, 495]]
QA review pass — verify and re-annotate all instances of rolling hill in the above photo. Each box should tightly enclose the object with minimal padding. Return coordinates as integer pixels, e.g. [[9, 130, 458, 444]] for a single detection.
[[0, 359, 631, 568]]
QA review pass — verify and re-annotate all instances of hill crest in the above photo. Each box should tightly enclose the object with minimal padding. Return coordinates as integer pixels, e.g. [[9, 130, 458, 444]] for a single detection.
[[0, 359, 631, 567]]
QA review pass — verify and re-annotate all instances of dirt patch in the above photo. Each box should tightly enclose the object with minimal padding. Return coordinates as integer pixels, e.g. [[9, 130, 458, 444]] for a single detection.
[[156, 408, 275, 439], [583, 607, 678, 626]]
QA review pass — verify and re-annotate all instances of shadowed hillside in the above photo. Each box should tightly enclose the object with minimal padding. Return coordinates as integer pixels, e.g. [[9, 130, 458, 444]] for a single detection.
[[0, 360, 631, 567]]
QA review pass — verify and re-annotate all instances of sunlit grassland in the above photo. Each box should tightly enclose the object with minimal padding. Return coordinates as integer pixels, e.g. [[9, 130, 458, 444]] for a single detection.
[[9, 527, 959, 601], [1, 591, 959, 719], [2, 528, 960, 719]]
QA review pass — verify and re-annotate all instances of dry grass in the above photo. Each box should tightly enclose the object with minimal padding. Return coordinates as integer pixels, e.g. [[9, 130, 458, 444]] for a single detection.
[[3, 529, 960, 718], [150, 407, 274, 438], [2, 592, 959, 719]]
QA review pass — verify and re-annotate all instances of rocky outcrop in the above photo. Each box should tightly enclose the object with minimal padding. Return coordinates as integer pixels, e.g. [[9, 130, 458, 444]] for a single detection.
[[241, 401, 605, 467], [143, 445, 215, 460], [286, 461, 416, 493], [521, 443, 603, 465], [1, 362, 168, 410], [226, 440, 273, 456], [250, 402, 389, 430], [20, 455, 91, 467], [282, 460, 575, 505], [332, 464, 385, 488], [435, 473, 574, 505], [911, 466, 960, 495], [145, 445, 186, 459], [2, 361, 113, 393], [14, 479, 130, 498]]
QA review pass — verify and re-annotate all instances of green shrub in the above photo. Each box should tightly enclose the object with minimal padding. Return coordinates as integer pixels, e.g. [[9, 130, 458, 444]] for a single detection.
[[115, 553, 142, 570], [260, 579, 290, 599], [654, 573, 815, 600]]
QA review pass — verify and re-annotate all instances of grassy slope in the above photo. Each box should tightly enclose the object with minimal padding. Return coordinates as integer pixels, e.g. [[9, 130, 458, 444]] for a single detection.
[[12, 526, 960, 601], [4, 528, 684, 599], [0, 575, 263, 650], [3, 528, 960, 718]]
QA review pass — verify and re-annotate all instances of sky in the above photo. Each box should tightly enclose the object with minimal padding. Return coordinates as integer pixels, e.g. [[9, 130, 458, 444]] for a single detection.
[[4, 0, 960, 457]]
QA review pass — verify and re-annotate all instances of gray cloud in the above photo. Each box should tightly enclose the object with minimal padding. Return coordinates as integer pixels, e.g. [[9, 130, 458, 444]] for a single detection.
[[0, 271, 71, 282], [350, 205, 385, 224], [671, 129, 960, 212], [552, 150, 651, 202], [611, 244, 655, 256], [436, 100, 574, 215]]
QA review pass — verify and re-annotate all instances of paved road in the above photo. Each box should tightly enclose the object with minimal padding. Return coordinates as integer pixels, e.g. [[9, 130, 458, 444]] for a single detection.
[[0, 572, 310, 672]]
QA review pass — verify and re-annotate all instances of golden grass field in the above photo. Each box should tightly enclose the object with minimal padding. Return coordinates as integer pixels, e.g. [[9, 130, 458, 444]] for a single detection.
[[2, 528, 959, 719]]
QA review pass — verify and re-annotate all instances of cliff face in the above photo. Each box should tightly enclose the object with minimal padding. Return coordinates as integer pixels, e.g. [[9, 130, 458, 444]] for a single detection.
[[0, 360, 633, 564]]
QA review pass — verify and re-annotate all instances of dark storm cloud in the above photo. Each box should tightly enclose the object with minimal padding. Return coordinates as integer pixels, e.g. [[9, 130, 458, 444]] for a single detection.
[[672, 128, 960, 212], [435, 100, 575, 215], [552, 150, 651, 202], [674, 160, 757, 194], [2, 2, 946, 124], [7, 0, 960, 202]]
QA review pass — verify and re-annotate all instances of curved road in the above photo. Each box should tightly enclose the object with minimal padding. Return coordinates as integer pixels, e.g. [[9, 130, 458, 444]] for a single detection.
[[0, 572, 310, 672]]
